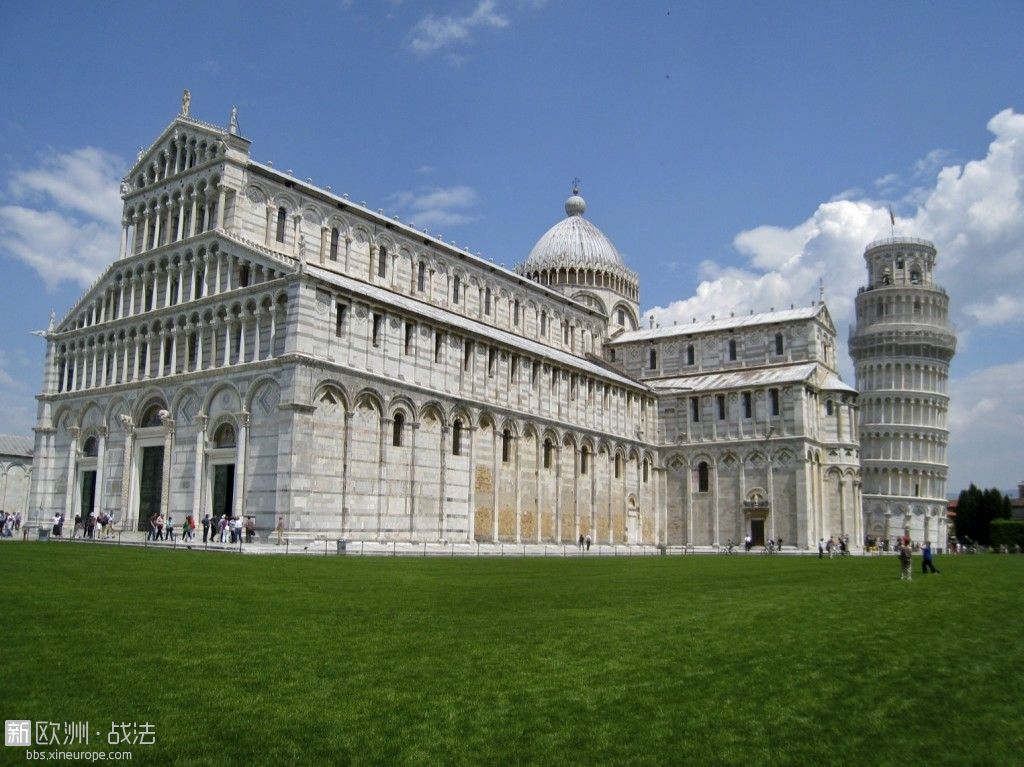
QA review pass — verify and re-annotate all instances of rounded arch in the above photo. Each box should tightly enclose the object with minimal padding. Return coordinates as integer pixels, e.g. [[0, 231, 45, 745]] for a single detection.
[[203, 381, 242, 418], [387, 394, 417, 421], [353, 387, 385, 414], [418, 400, 447, 427]]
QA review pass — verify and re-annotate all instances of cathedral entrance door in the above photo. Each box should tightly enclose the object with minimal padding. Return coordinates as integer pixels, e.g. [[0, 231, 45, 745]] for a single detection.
[[137, 446, 164, 531], [80, 471, 97, 519], [751, 518, 765, 546], [212, 464, 235, 518]]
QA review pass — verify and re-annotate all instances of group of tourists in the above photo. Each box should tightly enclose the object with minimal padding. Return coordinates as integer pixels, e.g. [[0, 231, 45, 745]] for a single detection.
[[818, 534, 851, 558], [72, 510, 117, 539], [0, 510, 22, 537], [198, 513, 256, 544], [898, 538, 940, 580], [576, 534, 593, 551]]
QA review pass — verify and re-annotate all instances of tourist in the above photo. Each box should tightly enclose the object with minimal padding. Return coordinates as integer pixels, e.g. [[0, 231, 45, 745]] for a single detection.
[[13, 511, 21, 531], [921, 541, 940, 574], [51, 512, 62, 536], [219, 515, 229, 543], [777, 537, 783, 551], [146, 513, 157, 541], [744, 534, 752, 552], [578, 533, 584, 551], [585, 534, 591, 551], [232, 516, 243, 543], [89, 510, 98, 539], [245, 517, 255, 544], [155, 513, 165, 541], [818, 538, 824, 558], [201, 513, 211, 543], [899, 538, 913, 581], [276, 516, 284, 545], [72, 513, 83, 539], [166, 515, 175, 542]]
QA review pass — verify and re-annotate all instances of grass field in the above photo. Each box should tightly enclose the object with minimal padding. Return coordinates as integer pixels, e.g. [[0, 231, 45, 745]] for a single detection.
[[1, 545, 1021, 766]]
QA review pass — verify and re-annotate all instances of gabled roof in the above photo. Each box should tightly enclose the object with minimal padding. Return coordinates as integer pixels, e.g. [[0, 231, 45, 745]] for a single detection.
[[125, 112, 249, 181], [0, 434, 33, 458], [609, 304, 832, 345], [306, 264, 648, 392], [648, 361, 857, 395]]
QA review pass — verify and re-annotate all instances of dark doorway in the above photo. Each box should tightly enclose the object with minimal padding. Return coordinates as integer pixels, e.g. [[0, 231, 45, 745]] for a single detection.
[[212, 464, 235, 518], [80, 471, 97, 518], [751, 518, 765, 546], [137, 446, 164, 530]]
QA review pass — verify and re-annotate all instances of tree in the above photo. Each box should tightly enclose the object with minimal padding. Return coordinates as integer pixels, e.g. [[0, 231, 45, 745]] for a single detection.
[[953, 484, 1011, 545]]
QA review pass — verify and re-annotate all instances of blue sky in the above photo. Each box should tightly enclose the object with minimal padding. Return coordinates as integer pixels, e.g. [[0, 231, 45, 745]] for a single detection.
[[0, 0, 1022, 492]]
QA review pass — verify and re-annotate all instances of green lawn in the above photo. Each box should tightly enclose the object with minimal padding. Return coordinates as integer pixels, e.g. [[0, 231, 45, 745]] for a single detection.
[[0, 545, 1021, 766]]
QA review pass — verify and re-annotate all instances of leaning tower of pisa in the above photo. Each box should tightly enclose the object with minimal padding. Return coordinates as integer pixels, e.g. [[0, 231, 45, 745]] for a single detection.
[[849, 237, 956, 549]]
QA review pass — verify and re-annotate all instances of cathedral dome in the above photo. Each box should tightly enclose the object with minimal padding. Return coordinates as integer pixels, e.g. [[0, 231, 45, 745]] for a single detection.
[[523, 190, 625, 271]]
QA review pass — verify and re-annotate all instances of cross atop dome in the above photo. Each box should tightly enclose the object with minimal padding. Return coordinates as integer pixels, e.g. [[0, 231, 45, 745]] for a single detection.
[[565, 179, 586, 217]]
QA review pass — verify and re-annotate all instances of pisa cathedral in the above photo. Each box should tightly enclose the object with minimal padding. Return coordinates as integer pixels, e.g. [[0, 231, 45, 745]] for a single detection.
[[28, 97, 870, 550]]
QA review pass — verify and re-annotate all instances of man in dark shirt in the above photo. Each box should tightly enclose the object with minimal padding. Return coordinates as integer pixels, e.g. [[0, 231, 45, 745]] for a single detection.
[[921, 541, 940, 574]]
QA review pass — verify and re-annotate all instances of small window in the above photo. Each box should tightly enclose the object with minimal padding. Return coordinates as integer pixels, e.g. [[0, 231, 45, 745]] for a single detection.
[[896, 256, 904, 269], [643, 459, 649, 483], [910, 270, 920, 285], [540, 311, 547, 336], [513, 300, 520, 326], [770, 388, 780, 416], [404, 322, 414, 355], [417, 261, 426, 292], [743, 392, 752, 419], [717, 394, 726, 420], [372, 313, 382, 347], [728, 338, 737, 361], [275, 207, 286, 243], [510, 355, 518, 382], [452, 419, 462, 456], [618, 308, 625, 325], [581, 447, 589, 475], [488, 348, 496, 377], [464, 340, 473, 371], [213, 422, 236, 448], [239, 264, 250, 288], [826, 400, 834, 416], [532, 361, 539, 388], [649, 349, 657, 369], [82, 436, 99, 457], [697, 462, 709, 493], [686, 344, 695, 366], [544, 439, 553, 469], [434, 331, 444, 363], [484, 287, 492, 315], [335, 303, 346, 337], [501, 429, 512, 463], [614, 454, 622, 479], [453, 275, 460, 304], [330, 227, 339, 260], [775, 333, 784, 356], [609, 348, 616, 362], [377, 246, 388, 278], [392, 412, 404, 447], [690, 396, 700, 422]]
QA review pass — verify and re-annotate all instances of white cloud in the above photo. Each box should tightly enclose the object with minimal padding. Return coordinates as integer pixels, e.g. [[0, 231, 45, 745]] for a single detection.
[[390, 184, 479, 229], [409, 0, 508, 55], [648, 108, 1024, 349], [0, 147, 123, 290], [947, 358, 1024, 491]]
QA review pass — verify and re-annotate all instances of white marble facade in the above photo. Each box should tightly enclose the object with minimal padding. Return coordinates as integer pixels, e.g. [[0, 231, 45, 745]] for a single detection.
[[29, 100, 864, 549]]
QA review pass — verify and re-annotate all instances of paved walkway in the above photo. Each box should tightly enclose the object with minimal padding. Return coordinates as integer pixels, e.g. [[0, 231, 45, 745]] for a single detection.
[[6, 527, 840, 557]]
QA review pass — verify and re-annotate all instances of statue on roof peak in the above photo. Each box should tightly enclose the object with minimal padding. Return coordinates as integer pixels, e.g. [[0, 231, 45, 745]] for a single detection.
[[181, 89, 191, 117]]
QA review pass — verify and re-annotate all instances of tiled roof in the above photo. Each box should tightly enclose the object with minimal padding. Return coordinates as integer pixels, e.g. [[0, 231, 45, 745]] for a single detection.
[[609, 305, 824, 344], [648, 364, 818, 393], [0, 435, 33, 458]]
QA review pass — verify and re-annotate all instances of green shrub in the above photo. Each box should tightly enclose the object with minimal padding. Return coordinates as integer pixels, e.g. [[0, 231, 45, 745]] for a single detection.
[[990, 519, 1024, 549]]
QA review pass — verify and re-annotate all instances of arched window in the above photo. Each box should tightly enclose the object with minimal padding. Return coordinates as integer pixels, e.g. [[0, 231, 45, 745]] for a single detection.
[[140, 403, 164, 428], [501, 429, 512, 463], [643, 458, 649, 483], [910, 270, 920, 285], [617, 308, 625, 325], [81, 436, 98, 457], [213, 422, 236, 448], [543, 439, 553, 469], [330, 227, 339, 260], [392, 412, 405, 447], [614, 454, 622, 479], [417, 261, 426, 292], [275, 207, 286, 243], [581, 446, 589, 475], [775, 333, 784, 356], [686, 344, 695, 366], [540, 311, 547, 336], [649, 349, 657, 369], [452, 419, 462, 456], [826, 400, 834, 416], [698, 461, 709, 493], [453, 275, 461, 304], [728, 338, 737, 361], [484, 287, 492, 315]]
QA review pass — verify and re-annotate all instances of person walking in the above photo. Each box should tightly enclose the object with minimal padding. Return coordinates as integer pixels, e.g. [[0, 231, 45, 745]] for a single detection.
[[921, 541, 940, 574], [585, 534, 591, 552], [818, 538, 825, 558], [275, 516, 284, 545], [201, 513, 211, 543], [898, 538, 913, 581]]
